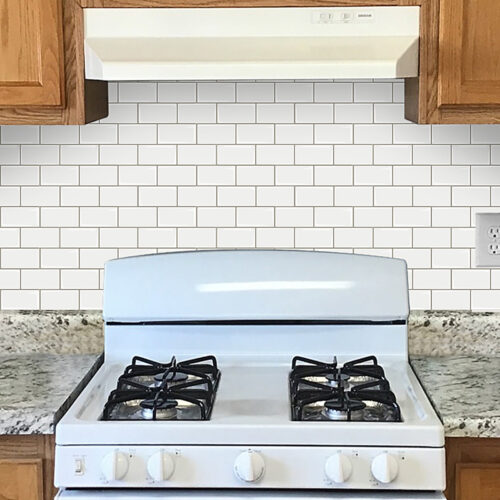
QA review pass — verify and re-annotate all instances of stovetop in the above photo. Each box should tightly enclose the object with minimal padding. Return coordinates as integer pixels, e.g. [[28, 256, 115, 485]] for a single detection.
[[290, 355, 401, 422], [102, 355, 221, 421], [101, 354, 401, 424]]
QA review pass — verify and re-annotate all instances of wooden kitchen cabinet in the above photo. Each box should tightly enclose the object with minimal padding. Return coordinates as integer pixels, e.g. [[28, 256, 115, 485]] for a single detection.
[[0, 0, 108, 124], [0, 435, 56, 500], [445, 437, 500, 500], [432, 0, 500, 123]]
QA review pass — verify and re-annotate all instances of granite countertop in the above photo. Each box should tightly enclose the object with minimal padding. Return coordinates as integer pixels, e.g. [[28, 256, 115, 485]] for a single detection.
[[0, 353, 102, 435], [411, 355, 500, 438]]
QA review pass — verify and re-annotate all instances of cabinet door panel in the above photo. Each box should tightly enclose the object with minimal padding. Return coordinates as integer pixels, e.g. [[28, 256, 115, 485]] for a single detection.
[[0, 458, 43, 500], [439, 0, 500, 106], [0, 0, 64, 107], [456, 463, 500, 500]]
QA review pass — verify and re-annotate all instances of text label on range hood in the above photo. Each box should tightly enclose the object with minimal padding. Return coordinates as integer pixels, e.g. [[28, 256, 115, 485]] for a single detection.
[[84, 6, 420, 81]]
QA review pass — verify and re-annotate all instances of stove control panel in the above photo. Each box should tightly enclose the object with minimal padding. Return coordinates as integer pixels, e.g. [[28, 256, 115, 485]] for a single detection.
[[56, 445, 445, 491]]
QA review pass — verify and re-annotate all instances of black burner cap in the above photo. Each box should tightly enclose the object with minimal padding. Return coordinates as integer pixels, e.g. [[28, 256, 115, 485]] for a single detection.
[[140, 398, 179, 410]]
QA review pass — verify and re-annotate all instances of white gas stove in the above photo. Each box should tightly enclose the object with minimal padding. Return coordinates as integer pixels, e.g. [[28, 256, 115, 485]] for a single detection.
[[55, 250, 446, 500]]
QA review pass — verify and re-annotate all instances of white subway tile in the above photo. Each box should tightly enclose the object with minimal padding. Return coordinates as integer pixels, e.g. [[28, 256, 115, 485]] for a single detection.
[[41, 249, 78, 268], [393, 207, 430, 227], [354, 207, 392, 227], [296, 186, 333, 206], [314, 125, 353, 144], [41, 207, 78, 227], [177, 228, 216, 248], [177, 186, 215, 206], [81, 124, 118, 144], [61, 270, 99, 289], [237, 125, 273, 144], [1, 165, 39, 185], [374, 228, 412, 247], [296, 228, 333, 248], [118, 165, 156, 185], [374, 145, 412, 165], [1, 290, 39, 309], [80, 249, 117, 268], [21, 145, 59, 165], [452, 228, 475, 248], [100, 104, 138, 124], [102, 145, 138, 165], [373, 104, 408, 124], [296, 145, 333, 165], [119, 82, 156, 102], [61, 145, 99, 165], [218, 104, 255, 123], [354, 165, 392, 185], [315, 165, 352, 185], [335, 145, 372, 165], [256, 228, 294, 247], [471, 166, 500, 185], [236, 207, 274, 227], [0, 186, 20, 206], [314, 207, 352, 227], [198, 83, 235, 102], [138, 145, 176, 165], [354, 125, 392, 144], [158, 83, 196, 102], [21, 186, 59, 206], [21, 270, 59, 289], [200, 125, 235, 144], [432, 249, 469, 268], [0, 270, 21, 289], [158, 166, 196, 185], [21, 228, 59, 248], [393, 249, 430, 268], [1, 126, 39, 144], [138, 104, 176, 124], [139, 186, 177, 206], [178, 145, 216, 165], [158, 124, 195, 145], [100, 187, 138, 207], [41, 126, 79, 145], [414, 187, 451, 206], [0, 228, 20, 247], [120, 207, 157, 227], [276, 125, 313, 144], [413, 228, 450, 248], [374, 187, 411, 206], [393, 165, 431, 185], [471, 125, 500, 144], [432, 165, 470, 185], [237, 166, 274, 185], [276, 166, 313, 185], [217, 145, 255, 165], [393, 125, 431, 144], [453, 269, 489, 289], [1, 249, 39, 268], [413, 270, 450, 289], [409, 290, 431, 309], [80, 290, 103, 309], [60, 187, 98, 207], [471, 291, 500, 310], [197, 165, 235, 186], [0, 145, 21, 164], [60, 228, 98, 248], [199, 207, 235, 227], [432, 290, 470, 309], [119, 124, 157, 144], [276, 207, 313, 227], [336, 186, 372, 206], [334, 228, 372, 247], [354, 83, 392, 103], [276, 83, 313, 102], [41, 165, 78, 185], [452, 187, 490, 206], [432, 207, 470, 227], [256, 145, 294, 165], [1, 207, 38, 227], [178, 104, 216, 123], [335, 104, 373, 124], [257, 104, 294, 123], [217, 228, 255, 248], [314, 83, 352, 103], [432, 125, 470, 144], [218, 187, 255, 206], [236, 83, 274, 103], [452, 145, 490, 165], [296, 104, 333, 123], [257, 187, 294, 206]]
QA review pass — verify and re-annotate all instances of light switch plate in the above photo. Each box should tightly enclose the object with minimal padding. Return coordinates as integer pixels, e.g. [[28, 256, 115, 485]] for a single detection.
[[475, 212, 500, 267]]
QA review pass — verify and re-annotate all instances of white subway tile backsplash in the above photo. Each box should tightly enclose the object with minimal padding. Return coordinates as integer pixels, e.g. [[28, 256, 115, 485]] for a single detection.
[[2, 80, 500, 310]]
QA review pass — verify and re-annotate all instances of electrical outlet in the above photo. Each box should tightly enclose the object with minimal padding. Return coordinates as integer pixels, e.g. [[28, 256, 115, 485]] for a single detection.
[[476, 213, 500, 267]]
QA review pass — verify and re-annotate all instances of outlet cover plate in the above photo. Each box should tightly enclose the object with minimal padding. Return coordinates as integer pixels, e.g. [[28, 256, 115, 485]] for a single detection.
[[476, 212, 500, 267]]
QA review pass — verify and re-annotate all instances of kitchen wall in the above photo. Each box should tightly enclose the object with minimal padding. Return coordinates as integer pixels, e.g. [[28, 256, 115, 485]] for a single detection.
[[1, 80, 500, 311]]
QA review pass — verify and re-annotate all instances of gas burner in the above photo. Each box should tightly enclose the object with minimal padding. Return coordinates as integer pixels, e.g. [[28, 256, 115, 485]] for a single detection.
[[289, 355, 402, 422], [102, 355, 220, 421]]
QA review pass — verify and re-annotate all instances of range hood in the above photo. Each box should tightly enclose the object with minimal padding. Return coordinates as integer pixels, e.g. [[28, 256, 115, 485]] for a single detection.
[[84, 6, 420, 81]]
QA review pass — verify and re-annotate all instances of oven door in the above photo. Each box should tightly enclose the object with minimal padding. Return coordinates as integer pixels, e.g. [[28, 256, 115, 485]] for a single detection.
[[56, 490, 447, 500]]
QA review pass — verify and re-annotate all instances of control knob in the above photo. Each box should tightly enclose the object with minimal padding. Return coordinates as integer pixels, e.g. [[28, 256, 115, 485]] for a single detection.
[[325, 453, 353, 483], [234, 450, 265, 482], [371, 453, 398, 484], [147, 451, 175, 481], [101, 451, 129, 481]]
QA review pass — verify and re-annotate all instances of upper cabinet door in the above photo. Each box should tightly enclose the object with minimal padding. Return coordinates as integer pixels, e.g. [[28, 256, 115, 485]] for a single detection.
[[439, 0, 500, 106], [0, 0, 64, 107]]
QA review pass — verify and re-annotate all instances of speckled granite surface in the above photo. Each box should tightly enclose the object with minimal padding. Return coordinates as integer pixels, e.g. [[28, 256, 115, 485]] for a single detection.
[[0, 311, 103, 354], [409, 311, 500, 356], [1, 310, 499, 356], [0, 354, 102, 435], [411, 355, 500, 438]]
